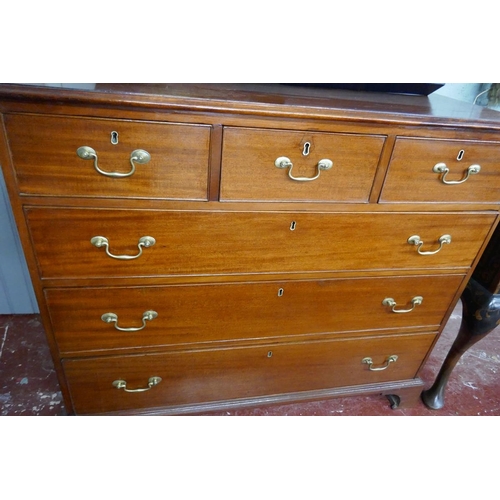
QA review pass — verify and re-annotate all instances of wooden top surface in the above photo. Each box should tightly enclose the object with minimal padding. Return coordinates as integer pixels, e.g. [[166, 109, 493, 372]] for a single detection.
[[0, 83, 499, 129]]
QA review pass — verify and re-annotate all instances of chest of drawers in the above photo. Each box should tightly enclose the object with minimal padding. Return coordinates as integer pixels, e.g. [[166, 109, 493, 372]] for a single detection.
[[1, 83, 499, 415]]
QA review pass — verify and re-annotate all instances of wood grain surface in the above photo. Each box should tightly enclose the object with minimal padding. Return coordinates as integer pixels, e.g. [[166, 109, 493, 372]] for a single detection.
[[2, 83, 499, 414], [4, 113, 211, 200], [25, 207, 496, 279], [220, 127, 385, 202], [46, 274, 463, 353], [381, 137, 500, 203], [62, 332, 436, 414]]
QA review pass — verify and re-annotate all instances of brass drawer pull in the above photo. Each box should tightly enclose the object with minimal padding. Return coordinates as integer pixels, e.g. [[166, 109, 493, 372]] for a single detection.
[[382, 296, 423, 313], [362, 355, 398, 371], [90, 235, 155, 260], [101, 310, 158, 331], [112, 376, 162, 393], [274, 156, 333, 182], [433, 162, 481, 185], [407, 234, 451, 255], [77, 146, 151, 178]]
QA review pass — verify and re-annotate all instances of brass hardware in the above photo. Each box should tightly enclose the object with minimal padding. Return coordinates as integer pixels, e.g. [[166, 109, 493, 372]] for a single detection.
[[110, 131, 119, 145], [278, 288, 284, 297], [101, 310, 158, 331], [457, 149, 465, 161], [290, 221, 297, 231], [433, 162, 480, 185], [302, 142, 311, 156], [274, 156, 333, 182], [407, 234, 451, 255], [112, 376, 162, 393], [267, 351, 273, 357], [76, 146, 151, 178], [362, 355, 398, 371], [382, 296, 423, 313], [90, 235, 155, 260]]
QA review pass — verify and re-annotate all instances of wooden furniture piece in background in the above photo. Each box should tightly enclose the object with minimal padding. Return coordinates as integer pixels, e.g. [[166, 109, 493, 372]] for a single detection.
[[1, 83, 499, 415], [422, 223, 500, 409]]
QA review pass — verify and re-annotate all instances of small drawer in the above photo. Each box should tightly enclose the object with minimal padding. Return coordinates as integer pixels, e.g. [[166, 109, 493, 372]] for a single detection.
[[25, 207, 496, 279], [380, 137, 500, 203], [4, 113, 211, 200], [220, 127, 385, 202], [47, 275, 463, 354], [62, 332, 436, 414]]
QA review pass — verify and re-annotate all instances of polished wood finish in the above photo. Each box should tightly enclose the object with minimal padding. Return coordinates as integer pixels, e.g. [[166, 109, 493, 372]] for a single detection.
[[3, 84, 500, 129], [1, 83, 499, 415], [63, 332, 436, 415], [220, 127, 385, 202], [4, 113, 211, 200], [25, 208, 495, 279], [46, 274, 463, 354], [380, 137, 500, 204]]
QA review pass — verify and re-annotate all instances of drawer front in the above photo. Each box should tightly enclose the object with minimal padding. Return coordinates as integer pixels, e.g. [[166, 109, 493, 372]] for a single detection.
[[380, 137, 500, 203], [26, 208, 496, 279], [220, 127, 385, 202], [63, 333, 436, 414], [47, 275, 463, 353], [4, 113, 211, 200]]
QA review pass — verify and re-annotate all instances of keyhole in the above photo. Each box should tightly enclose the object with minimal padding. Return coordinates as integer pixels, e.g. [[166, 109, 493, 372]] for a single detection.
[[457, 149, 465, 161], [290, 221, 296, 231], [302, 142, 311, 156], [278, 288, 284, 297], [111, 131, 119, 145], [267, 351, 273, 358]]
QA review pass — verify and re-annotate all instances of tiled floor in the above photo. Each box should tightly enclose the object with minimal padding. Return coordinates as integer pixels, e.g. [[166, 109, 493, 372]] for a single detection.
[[1, 301, 500, 416], [1, 315, 65, 415]]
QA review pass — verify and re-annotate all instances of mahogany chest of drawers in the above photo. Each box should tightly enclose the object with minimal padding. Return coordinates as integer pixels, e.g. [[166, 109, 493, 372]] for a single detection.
[[1, 83, 499, 415]]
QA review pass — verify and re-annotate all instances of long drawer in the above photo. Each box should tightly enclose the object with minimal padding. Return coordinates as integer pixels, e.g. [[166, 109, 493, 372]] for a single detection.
[[380, 137, 500, 203], [26, 208, 496, 279], [62, 332, 436, 414], [47, 275, 463, 353], [4, 113, 211, 200], [220, 127, 385, 202]]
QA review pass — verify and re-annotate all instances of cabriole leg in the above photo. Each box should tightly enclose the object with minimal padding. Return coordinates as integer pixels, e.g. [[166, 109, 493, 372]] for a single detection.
[[422, 279, 500, 410]]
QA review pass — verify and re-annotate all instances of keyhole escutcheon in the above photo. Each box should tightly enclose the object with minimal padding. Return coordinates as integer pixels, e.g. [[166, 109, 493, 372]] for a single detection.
[[111, 131, 119, 145], [302, 142, 311, 156], [290, 221, 296, 231]]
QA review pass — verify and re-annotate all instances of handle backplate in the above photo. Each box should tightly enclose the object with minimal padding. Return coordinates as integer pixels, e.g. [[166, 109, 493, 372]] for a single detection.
[[275, 156, 333, 182], [112, 376, 162, 393], [362, 355, 398, 371], [382, 296, 423, 313], [433, 162, 480, 185], [101, 310, 158, 331], [91, 235, 155, 260], [77, 146, 151, 178], [408, 234, 451, 255]]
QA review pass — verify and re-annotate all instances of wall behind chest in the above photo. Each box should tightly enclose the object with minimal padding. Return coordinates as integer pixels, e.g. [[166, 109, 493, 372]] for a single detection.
[[0, 170, 37, 313]]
